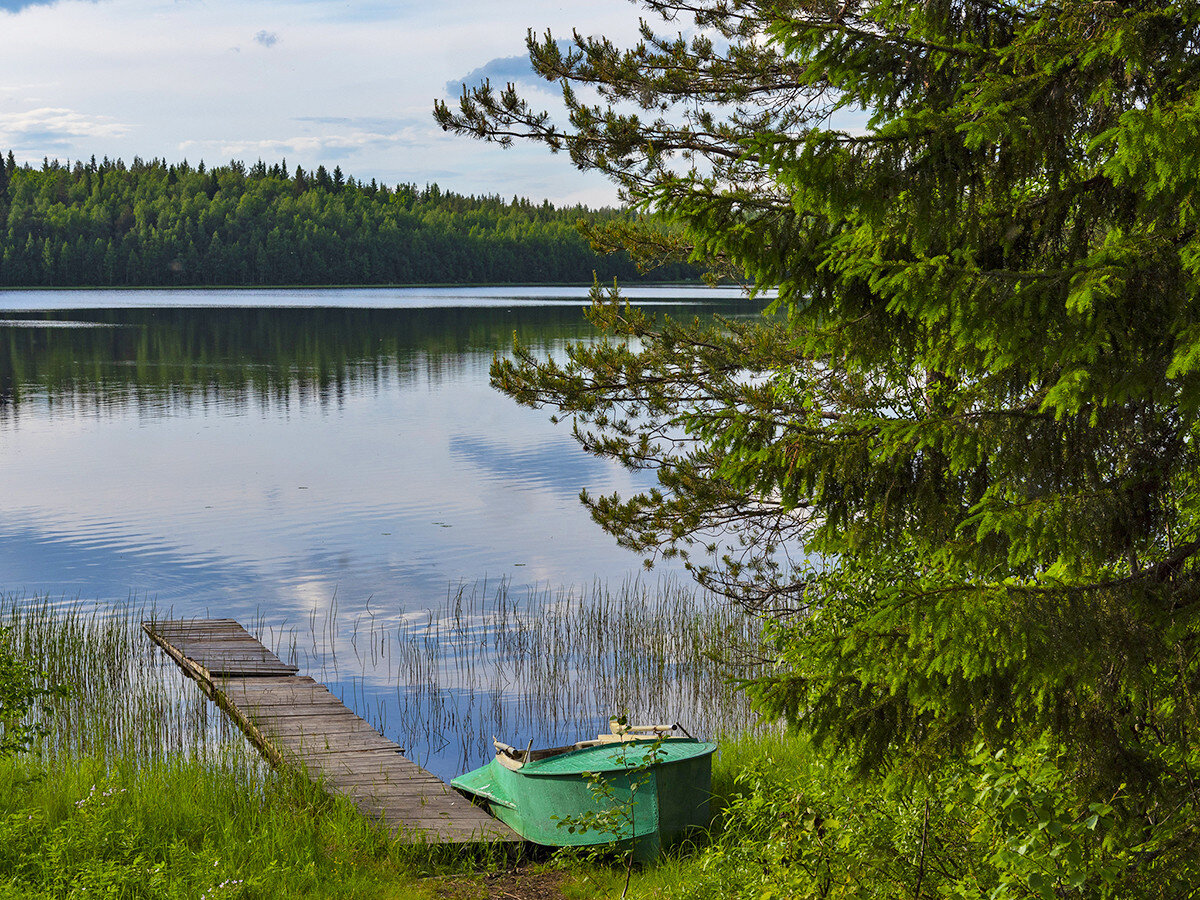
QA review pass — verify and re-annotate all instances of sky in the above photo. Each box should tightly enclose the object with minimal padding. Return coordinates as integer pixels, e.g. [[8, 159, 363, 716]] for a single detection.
[[0, 0, 651, 205]]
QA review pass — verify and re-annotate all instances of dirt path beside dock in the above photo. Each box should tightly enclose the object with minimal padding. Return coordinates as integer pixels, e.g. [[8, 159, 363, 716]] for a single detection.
[[429, 868, 567, 900]]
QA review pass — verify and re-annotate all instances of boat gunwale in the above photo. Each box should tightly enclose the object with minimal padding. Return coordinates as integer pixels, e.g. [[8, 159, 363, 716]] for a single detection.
[[494, 737, 716, 777]]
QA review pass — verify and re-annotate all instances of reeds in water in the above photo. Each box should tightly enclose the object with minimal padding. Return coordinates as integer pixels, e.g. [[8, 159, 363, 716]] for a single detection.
[[0, 595, 253, 768], [274, 576, 768, 779], [2, 577, 768, 784]]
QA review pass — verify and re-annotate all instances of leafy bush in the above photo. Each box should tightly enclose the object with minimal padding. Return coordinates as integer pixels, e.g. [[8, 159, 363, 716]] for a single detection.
[[0, 627, 64, 758], [675, 736, 1199, 900]]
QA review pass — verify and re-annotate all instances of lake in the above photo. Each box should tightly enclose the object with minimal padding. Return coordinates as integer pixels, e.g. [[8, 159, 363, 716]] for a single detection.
[[0, 285, 767, 778]]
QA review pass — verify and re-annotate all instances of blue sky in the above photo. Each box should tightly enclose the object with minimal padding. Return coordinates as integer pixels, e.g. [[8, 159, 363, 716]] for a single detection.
[[0, 0, 648, 204]]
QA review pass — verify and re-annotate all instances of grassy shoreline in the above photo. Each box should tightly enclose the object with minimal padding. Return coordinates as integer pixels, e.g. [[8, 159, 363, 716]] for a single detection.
[[0, 595, 792, 899], [6, 593, 1192, 896], [0, 732, 814, 900]]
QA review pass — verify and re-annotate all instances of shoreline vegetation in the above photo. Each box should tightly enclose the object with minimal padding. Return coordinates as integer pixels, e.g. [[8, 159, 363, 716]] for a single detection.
[[3, 586, 1172, 897], [0, 152, 702, 289], [0, 591, 792, 899]]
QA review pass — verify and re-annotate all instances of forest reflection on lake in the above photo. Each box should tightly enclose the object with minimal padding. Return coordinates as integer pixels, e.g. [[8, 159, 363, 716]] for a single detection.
[[0, 285, 767, 777]]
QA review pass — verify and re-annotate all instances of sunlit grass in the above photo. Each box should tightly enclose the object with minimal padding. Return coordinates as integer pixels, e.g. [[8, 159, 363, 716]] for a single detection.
[[0, 596, 519, 897], [0, 751, 483, 899], [0, 590, 787, 898]]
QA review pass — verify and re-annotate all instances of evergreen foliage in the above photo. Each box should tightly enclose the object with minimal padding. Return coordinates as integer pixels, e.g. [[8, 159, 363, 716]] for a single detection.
[[438, 0, 1200, 890], [0, 154, 698, 286]]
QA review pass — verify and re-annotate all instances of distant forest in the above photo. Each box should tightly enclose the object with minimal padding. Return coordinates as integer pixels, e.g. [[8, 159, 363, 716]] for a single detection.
[[0, 152, 700, 287]]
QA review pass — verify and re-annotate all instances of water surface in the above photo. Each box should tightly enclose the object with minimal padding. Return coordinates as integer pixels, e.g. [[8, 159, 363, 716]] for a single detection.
[[0, 285, 764, 777]]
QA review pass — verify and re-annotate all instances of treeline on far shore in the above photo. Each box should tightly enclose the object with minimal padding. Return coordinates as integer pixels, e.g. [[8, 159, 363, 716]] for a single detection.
[[0, 151, 701, 287]]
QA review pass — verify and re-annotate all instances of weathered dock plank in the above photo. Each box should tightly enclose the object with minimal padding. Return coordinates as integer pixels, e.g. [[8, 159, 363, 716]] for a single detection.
[[145, 620, 300, 677], [143, 618, 514, 844]]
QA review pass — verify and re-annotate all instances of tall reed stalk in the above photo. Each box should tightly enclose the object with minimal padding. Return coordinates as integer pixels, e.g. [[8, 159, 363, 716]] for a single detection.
[[264, 576, 769, 777], [0, 594, 252, 768]]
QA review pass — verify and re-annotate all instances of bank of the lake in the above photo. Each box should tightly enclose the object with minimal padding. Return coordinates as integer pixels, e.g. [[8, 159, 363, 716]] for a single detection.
[[0, 732, 815, 900], [0, 595, 795, 900]]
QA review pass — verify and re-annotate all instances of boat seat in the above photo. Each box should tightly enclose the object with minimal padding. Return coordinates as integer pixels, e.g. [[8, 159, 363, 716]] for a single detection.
[[610, 722, 672, 736]]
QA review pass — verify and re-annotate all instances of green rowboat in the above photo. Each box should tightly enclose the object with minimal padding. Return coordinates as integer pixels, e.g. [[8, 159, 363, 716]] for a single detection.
[[451, 726, 716, 861]]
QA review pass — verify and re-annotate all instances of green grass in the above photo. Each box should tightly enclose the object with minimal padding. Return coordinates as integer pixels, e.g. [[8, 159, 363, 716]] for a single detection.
[[5, 594, 1182, 898], [0, 594, 796, 899], [5, 592, 1169, 899], [551, 729, 812, 900], [0, 754, 449, 899], [0, 596, 522, 898]]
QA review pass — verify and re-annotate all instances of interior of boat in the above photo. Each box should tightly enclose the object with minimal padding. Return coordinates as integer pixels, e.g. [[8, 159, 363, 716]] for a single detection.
[[493, 721, 686, 769]]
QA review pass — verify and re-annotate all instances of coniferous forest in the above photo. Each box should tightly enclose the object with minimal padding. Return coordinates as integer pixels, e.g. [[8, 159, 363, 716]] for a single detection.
[[0, 151, 699, 286]]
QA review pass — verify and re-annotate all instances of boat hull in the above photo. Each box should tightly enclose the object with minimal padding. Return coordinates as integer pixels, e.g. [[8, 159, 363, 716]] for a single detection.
[[451, 738, 716, 860]]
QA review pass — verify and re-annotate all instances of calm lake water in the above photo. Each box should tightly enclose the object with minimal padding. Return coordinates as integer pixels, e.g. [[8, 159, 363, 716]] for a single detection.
[[0, 285, 765, 777]]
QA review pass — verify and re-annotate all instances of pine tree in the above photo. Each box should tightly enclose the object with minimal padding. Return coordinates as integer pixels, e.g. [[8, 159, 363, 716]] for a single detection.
[[439, 0, 1200, 884]]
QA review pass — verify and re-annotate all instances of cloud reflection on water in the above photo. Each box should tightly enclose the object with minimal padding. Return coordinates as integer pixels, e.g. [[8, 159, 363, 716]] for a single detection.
[[0, 288, 766, 778]]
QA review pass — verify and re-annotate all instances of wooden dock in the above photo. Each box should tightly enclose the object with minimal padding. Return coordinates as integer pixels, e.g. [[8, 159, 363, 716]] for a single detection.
[[143, 617, 515, 844]]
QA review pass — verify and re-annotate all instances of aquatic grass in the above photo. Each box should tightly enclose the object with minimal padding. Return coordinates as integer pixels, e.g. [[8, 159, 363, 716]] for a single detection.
[[0, 594, 249, 767], [0, 595, 529, 897], [271, 576, 771, 778], [2, 579, 773, 787], [0, 584, 793, 897]]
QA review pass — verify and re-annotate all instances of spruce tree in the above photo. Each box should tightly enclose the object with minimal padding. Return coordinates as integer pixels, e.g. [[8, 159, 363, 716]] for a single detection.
[[438, 0, 1200, 885]]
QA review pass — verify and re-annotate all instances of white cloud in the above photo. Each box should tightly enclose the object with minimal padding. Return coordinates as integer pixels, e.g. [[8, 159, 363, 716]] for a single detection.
[[0, 0, 645, 203], [0, 106, 131, 147]]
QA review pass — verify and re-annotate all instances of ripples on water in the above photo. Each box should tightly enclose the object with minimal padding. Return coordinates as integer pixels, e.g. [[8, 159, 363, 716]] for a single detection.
[[263, 577, 766, 780], [0, 286, 769, 778]]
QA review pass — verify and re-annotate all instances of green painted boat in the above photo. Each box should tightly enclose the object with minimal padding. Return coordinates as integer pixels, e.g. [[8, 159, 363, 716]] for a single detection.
[[451, 728, 717, 861]]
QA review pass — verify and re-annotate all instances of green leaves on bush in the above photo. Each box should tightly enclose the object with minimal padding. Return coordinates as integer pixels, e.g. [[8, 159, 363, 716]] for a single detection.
[[0, 627, 65, 759], [679, 736, 1197, 900]]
